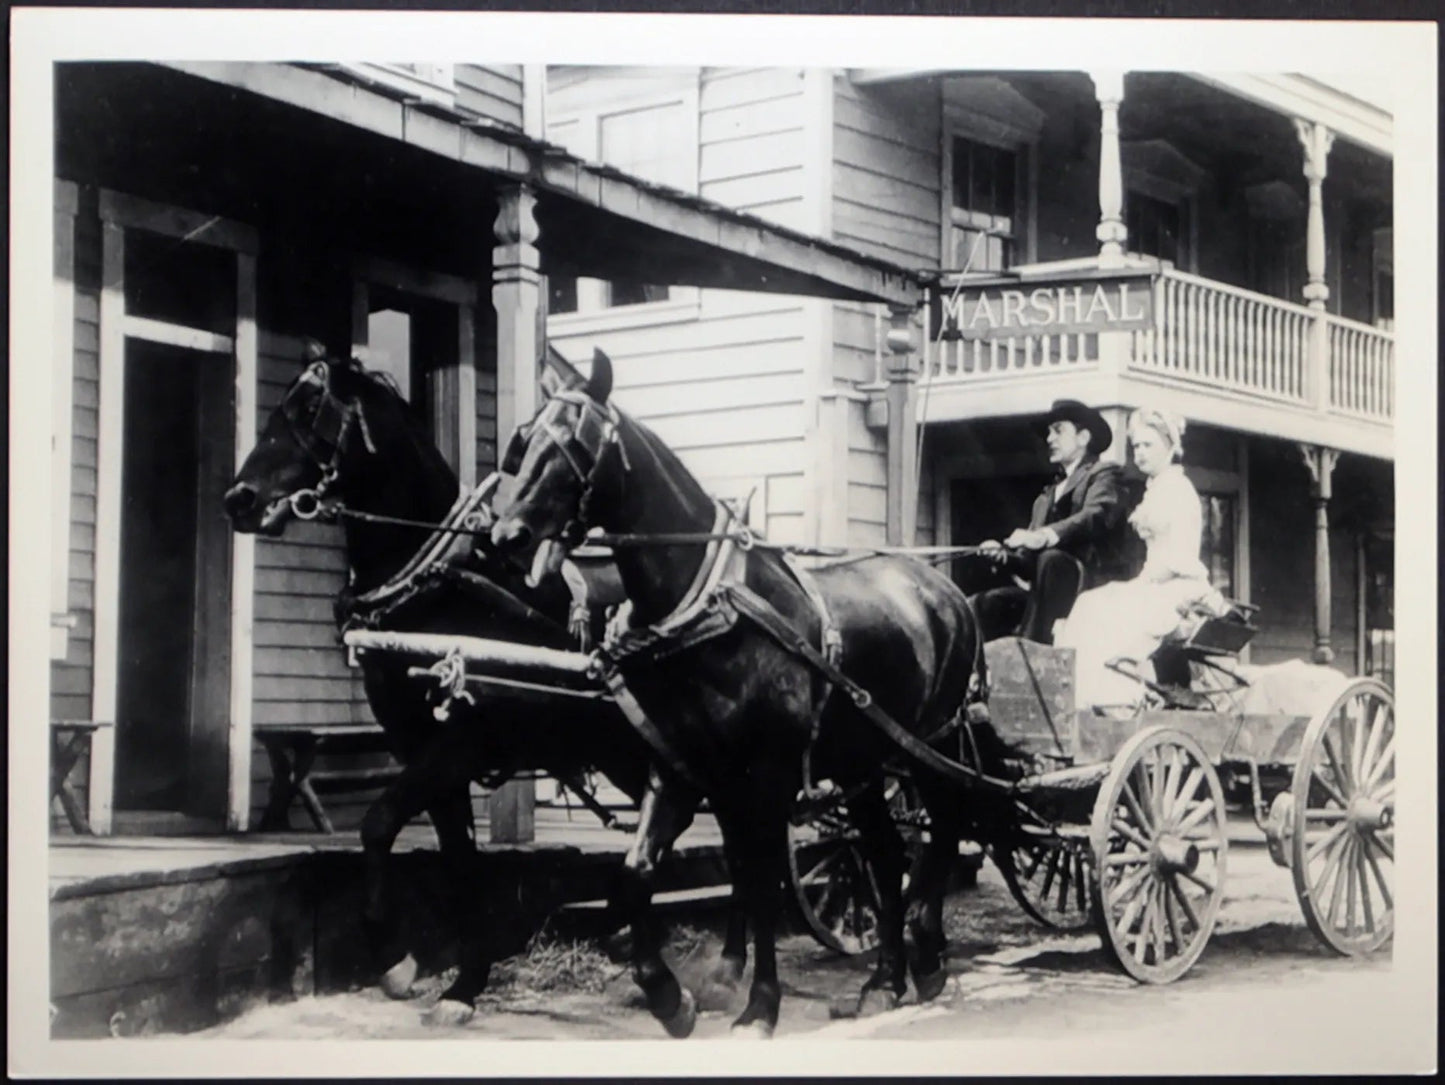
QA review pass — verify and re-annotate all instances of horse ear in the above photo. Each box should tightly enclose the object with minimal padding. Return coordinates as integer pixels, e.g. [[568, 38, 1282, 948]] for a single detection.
[[586, 349, 613, 405]]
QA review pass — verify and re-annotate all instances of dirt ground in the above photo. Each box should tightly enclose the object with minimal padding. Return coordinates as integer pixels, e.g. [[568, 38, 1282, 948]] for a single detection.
[[195, 839, 1392, 1048]]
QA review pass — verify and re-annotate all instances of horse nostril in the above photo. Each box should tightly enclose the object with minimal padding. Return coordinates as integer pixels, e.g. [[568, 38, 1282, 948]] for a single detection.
[[224, 483, 257, 518]]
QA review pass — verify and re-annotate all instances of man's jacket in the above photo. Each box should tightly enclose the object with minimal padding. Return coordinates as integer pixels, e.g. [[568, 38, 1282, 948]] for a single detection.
[[1016, 458, 1135, 587]]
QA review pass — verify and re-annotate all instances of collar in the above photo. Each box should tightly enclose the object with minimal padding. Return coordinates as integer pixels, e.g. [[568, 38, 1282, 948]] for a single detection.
[[1053, 454, 1097, 483]]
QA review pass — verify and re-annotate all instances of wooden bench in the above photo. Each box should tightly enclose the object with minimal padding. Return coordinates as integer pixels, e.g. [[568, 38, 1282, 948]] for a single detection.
[[51, 719, 109, 834], [253, 724, 402, 834]]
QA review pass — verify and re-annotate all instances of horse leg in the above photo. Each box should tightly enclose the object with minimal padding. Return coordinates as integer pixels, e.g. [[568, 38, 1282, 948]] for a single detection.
[[424, 783, 492, 1027], [695, 832, 750, 1011], [723, 765, 795, 1039], [844, 779, 909, 1016], [360, 755, 457, 1001], [903, 780, 963, 1004], [617, 767, 701, 1038]]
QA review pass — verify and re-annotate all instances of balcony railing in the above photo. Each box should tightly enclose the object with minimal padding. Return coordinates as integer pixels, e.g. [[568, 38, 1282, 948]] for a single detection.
[[922, 266, 1395, 426]]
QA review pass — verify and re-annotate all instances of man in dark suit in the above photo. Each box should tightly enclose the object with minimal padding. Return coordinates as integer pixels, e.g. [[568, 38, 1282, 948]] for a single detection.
[[972, 400, 1132, 644]]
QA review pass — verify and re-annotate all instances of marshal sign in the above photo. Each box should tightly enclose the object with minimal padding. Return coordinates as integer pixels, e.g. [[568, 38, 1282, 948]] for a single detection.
[[931, 275, 1156, 341]]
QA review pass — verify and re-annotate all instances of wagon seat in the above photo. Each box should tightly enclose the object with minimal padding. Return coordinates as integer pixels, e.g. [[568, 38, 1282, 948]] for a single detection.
[[1147, 595, 1260, 708]]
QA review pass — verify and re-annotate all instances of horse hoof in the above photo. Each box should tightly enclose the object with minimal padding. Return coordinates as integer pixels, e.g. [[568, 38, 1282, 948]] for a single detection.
[[423, 998, 476, 1027], [380, 954, 419, 1000], [659, 987, 697, 1039], [913, 966, 949, 1004], [857, 987, 900, 1018], [729, 1019, 774, 1040]]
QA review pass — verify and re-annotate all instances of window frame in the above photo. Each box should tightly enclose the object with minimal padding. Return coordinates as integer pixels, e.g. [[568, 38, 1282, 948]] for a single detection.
[[544, 69, 702, 331], [941, 121, 1036, 275]]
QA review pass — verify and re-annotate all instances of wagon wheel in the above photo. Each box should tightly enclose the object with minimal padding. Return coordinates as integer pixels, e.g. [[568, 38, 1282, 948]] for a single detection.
[[992, 825, 1094, 931], [1290, 678, 1394, 956], [1089, 727, 1228, 984], [787, 775, 923, 955]]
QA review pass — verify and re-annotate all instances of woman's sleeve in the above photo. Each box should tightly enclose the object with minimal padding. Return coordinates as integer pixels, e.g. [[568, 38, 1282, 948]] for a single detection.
[[1141, 473, 1204, 581]]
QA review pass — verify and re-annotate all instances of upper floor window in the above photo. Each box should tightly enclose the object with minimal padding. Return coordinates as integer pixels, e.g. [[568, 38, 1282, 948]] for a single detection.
[[948, 136, 1017, 273], [1372, 227, 1394, 332], [545, 69, 699, 315], [1126, 190, 1185, 266]]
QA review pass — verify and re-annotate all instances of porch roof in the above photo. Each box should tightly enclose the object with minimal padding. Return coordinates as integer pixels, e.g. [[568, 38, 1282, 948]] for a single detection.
[[157, 62, 923, 308]]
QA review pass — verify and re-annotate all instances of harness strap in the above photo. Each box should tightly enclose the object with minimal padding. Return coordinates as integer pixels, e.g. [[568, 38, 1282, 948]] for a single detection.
[[720, 582, 1015, 792], [596, 666, 707, 792], [782, 556, 842, 798]]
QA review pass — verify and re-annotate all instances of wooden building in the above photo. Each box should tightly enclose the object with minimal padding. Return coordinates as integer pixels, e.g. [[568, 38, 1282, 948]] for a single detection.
[[541, 67, 1394, 680], [47, 61, 923, 837]]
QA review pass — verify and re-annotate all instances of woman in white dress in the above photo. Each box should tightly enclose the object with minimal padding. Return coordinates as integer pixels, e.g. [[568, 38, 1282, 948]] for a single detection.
[[1056, 409, 1225, 709]]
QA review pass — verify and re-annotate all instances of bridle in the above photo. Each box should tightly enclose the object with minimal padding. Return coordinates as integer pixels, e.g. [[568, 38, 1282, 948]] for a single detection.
[[501, 389, 627, 547], [276, 358, 377, 520]]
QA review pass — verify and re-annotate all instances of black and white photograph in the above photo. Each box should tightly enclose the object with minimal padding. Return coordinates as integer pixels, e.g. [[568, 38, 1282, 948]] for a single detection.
[[8, 9, 1437, 1078]]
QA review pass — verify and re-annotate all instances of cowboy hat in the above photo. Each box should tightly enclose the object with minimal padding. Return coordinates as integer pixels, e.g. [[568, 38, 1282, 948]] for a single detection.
[[1034, 399, 1113, 454]]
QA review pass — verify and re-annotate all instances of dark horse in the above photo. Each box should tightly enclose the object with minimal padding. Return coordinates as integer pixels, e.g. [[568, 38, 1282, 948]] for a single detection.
[[223, 344, 747, 1026], [490, 349, 988, 1037]]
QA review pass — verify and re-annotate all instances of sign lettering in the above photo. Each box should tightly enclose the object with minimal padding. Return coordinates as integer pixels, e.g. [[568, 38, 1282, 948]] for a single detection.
[[931, 277, 1155, 341]]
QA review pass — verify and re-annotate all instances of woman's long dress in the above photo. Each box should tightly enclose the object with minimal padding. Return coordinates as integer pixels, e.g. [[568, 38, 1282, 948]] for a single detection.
[[1056, 464, 1224, 709]]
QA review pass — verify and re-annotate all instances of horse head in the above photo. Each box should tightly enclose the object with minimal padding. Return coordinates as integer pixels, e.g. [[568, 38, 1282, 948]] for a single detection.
[[224, 340, 455, 539], [490, 348, 630, 587]]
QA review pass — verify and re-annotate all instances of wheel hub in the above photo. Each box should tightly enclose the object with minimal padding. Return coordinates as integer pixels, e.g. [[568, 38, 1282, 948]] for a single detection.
[[1151, 834, 1200, 876], [1347, 796, 1391, 832]]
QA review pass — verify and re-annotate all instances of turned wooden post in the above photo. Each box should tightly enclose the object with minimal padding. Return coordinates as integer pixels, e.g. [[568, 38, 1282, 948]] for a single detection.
[[1295, 119, 1335, 409], [1299, 443, 1340, 665], [489, 183, 541, 845], [884, 305, 920, 547], [1091, 71, 1128, 269]]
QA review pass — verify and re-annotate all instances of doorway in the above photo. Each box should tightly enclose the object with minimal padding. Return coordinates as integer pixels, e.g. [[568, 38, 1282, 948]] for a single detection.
[[113, 339, 234, 816]]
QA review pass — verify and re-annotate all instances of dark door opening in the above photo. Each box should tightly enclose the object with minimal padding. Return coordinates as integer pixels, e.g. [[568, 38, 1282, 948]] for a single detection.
[[114, 339, 234, 815]]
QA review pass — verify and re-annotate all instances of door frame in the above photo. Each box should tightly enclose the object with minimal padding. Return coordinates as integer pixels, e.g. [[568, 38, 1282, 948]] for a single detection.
[[91, 189, 258, 833]]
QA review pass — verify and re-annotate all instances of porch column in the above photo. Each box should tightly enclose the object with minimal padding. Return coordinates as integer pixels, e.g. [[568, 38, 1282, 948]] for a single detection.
[[1298, 443, 1340, 665], [884, 305, 920, 547], [1294, 119, 1335, 409], [489, 183, 540, 845], [1090, 71, 1128, 269]]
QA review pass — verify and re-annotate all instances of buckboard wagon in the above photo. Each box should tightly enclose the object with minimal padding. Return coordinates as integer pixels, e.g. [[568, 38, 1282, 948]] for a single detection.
[[344, 602, 1394, 985]]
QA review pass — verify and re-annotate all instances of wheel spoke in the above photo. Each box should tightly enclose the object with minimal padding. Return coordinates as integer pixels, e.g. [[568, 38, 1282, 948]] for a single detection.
[[1348, 701, 1368, 788], [1306, 820, 1348, 865], [1169, 877, 1200, 933], [1039, 845, 1061, 899], [1111, 817, 1153, 852], [1308, 828, 1347, 905], [1325, 836, 1353, 929], [1363, 735, 1395, 791], [1320, 728, 1353, 794], [1355, 841, 1375, 934], [1309, 764, 1351, 812], [1132, 753, 1160, 828], [1169, 766, 1205, 828], [1121, 778, 1155, 837], [1108, 860, 1152, 909], [1075, 853, 1089, 915], [1174, 795, 1217, 835], [1361, 834, 1393, 910], [1358, 700, 1387, 791], [1130, 885, 1158, 964], [1162, 877, 1184, 951], [1018, 843, 1046, 882], [1345, 838, 1358, 936], [1180, 867, 1216, 895], [1055, 852, 1074, 912], [1159, 747, 1182, 823], [1105, 850, 1151, 867], [1114, 867, 1153, 922], [1368, 831, 1394, 862]]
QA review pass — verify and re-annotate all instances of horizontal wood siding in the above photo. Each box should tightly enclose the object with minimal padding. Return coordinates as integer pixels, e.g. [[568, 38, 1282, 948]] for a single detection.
[[455, 64, 524, 129], [829, 77, 940, 547], [248, 332, 379, 828], [545, 68, 814, 542], [51, 208, 100, 830], [831, 76, 941, 269]]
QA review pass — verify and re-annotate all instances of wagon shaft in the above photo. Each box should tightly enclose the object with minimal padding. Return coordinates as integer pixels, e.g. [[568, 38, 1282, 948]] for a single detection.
[[343, 629, 599, 677]]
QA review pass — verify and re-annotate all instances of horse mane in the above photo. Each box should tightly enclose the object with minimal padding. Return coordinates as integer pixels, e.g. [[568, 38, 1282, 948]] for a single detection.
[[613, 408, 716, 524]]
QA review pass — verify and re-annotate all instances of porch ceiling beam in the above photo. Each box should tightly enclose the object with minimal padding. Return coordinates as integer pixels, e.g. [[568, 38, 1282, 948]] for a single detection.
[[848, 68, 952, 86], [157, 61, 921, 309], [1184, 73, 1392, 157]]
